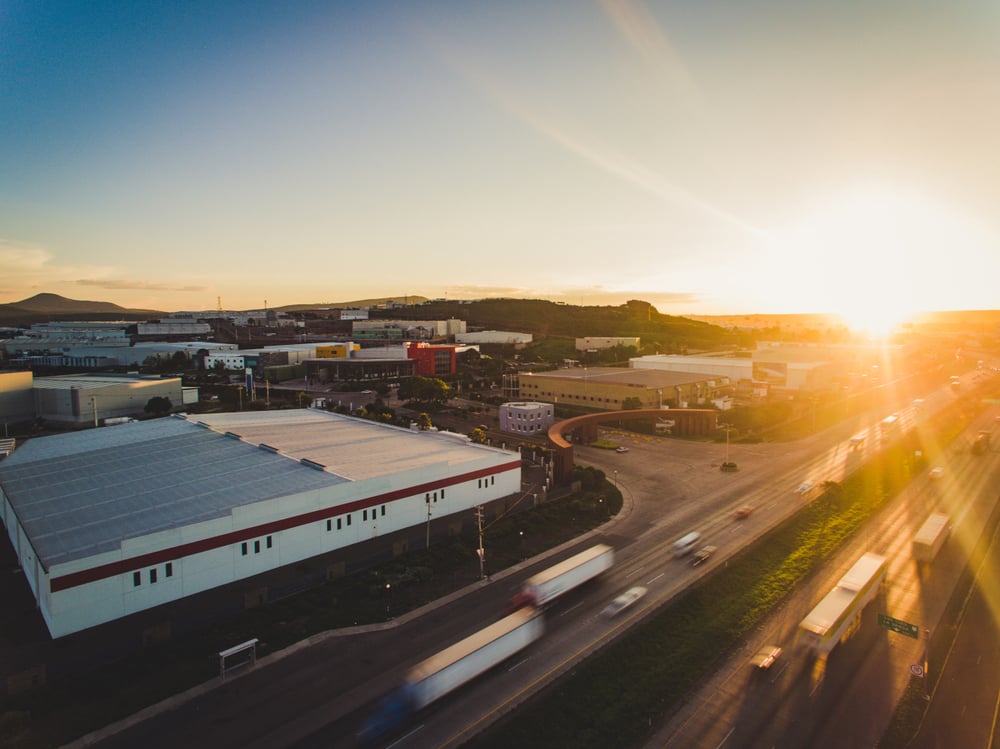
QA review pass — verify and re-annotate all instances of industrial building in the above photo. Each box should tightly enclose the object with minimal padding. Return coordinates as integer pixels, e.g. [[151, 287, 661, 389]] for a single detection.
[[455, 330, 533, 346], [518, 367, 731, 410], [0, 409, 520, 638], [630, 350, 845, 394], [575, 336, 640, 352], [33, 373, 191, 425]]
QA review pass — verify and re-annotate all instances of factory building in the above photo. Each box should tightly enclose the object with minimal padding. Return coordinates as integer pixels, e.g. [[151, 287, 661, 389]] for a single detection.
[[518, 367, 731, 410], [0, 409, 520, 638], [33, 374, 189, 425]]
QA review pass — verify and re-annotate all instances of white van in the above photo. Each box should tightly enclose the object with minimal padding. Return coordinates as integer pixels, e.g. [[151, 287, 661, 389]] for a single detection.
[[672, 531, 702, 557]]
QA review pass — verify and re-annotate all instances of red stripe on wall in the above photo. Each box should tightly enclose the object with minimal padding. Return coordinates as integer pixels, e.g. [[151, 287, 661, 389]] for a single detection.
[[50, 460, 521, 593]]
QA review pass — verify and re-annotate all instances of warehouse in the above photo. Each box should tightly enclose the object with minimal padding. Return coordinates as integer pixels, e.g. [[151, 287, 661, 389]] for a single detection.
[[0, 409, 520, 638]]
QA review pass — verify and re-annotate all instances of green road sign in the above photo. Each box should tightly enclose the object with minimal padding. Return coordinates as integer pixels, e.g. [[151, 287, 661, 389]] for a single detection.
[[878, 613, 920, 639]]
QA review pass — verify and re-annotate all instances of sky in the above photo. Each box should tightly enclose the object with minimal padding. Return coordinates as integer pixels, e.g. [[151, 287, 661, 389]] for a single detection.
[[2, 1, 999, 328]]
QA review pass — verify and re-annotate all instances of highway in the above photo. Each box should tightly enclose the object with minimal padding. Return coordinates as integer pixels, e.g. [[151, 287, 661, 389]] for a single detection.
[[646, 402, 1000, 748], [83, 387, 990, 749]]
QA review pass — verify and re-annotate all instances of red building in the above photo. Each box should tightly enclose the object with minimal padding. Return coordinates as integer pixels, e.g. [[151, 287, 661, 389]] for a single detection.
[[406, 342, 456, 377]]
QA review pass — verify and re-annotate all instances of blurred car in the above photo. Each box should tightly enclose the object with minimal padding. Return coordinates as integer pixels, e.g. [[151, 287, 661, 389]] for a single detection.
[[734, 505, 754, 519], [720, 461, 739, 472], [602, 586, 647, 617], [616, 446, 629, 453], [794, 481, 815, 495], [929, 467, 944, 479], [690, 545, 718, 567], [751, 645, 783, 670]]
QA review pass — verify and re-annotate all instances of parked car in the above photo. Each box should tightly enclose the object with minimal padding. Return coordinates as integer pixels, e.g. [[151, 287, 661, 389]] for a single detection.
[[616, 446, 629, 453], [601, 586, 647, 617], [690, 545, 717, 567]]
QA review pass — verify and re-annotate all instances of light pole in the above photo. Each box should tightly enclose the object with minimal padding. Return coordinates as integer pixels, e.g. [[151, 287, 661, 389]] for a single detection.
[[477, 507, 487, 580], [384, 583, 391, 619], [519, 530, 525, 560]]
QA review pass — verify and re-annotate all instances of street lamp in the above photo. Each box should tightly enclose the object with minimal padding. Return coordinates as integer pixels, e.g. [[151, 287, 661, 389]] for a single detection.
[[519, 530, 525, 560], [384, 583, 391, 619]]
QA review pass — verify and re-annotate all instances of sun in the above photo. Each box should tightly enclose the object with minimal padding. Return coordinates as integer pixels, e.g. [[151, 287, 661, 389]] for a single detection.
[[765, 184, 939, 337], [835, 303, 911, 340]]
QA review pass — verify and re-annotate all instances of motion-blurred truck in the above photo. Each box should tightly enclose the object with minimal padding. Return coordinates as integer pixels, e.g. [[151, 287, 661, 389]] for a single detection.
[[357, 607, 544, 743], [506, 543, 615, 613]]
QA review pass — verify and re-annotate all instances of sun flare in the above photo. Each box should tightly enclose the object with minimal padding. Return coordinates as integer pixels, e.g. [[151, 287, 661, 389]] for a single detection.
[[764, 184, 960, 336]]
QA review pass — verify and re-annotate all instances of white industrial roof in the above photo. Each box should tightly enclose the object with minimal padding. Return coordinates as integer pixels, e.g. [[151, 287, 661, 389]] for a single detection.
[[0, 410, 508, 570], [192, 409, 496, 482]]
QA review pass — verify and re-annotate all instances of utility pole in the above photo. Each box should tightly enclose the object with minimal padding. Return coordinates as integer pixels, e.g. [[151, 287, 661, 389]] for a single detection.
[[476, 505, 486, 580]]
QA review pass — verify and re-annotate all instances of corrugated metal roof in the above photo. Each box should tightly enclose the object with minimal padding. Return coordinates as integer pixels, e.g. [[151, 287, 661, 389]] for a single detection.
[[0, 410, 511, 570], [193, 410, 494, 481], [0, 416, 344, 568]]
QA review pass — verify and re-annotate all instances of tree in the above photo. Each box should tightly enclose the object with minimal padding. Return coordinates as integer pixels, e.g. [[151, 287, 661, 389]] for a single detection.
[[469, 427, 488, 444], [144, 396, 173, 417], [417, 412, 433, 431], [397, 377, 451, 406]]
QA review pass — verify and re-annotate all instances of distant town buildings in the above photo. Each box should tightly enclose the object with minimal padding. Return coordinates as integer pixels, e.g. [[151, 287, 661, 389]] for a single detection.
[[455, 331, 533, 346], [575, 336, 640, 352]]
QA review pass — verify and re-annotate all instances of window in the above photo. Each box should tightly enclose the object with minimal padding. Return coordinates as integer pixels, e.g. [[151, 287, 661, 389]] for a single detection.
[[347, 514, 352, 526], [326, 518, 332, 531], [133, 571, 141, 587], [441, 489, 445, 499], [149, 568, 157, 584], [254, 540, 261, 554], [380, 505, 386, 517], [337, 517, 342, 530], [241, 542, 248, 556], [363, 509, 368, 521], [165, 562, 173, 578], [266, 535, 272, 549]]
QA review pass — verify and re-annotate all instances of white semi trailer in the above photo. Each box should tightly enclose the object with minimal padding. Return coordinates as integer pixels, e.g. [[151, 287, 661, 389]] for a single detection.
[[507, 543, 615, 611], [913, 513, 950, 563], [358, 607, 544, 742], [799, 553, 887, 655]]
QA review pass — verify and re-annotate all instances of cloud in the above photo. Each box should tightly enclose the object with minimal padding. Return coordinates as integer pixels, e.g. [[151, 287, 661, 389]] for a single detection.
[[75, 279, 209, 293], [0, 239, 52, 272]]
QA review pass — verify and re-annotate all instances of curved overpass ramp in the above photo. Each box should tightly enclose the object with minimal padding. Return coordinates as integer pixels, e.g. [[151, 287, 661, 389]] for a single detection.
[[547, 409, 718, 483]]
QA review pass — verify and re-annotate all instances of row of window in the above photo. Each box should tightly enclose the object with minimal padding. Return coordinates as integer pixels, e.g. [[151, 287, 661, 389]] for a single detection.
[[132, 562, 173, 587], [241, 535, 273, 555], [509, 423, 545, 432], [130, 481, 500, 586]]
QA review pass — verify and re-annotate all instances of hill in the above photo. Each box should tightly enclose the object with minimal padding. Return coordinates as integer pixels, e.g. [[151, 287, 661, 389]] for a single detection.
[[0, 293, 166, 326], [373, 298, 734, 350], [272, 295, 428, 313]]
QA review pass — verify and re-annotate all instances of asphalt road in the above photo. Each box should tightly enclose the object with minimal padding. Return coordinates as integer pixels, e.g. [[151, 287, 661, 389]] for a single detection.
[[644, 403, 1000, 749], [77, 388, 988, 749]]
